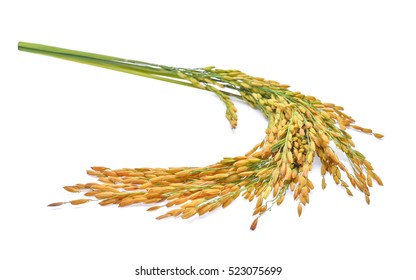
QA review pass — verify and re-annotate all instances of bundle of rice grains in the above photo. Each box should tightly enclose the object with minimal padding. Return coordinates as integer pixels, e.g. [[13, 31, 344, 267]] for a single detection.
[[19, 42, 383, 230]]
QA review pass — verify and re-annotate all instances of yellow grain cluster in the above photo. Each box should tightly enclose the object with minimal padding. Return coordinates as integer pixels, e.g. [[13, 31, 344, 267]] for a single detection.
[[49, 66, 383, 230]]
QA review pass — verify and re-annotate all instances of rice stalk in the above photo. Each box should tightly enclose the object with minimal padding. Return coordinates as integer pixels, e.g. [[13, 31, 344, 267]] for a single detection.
[[18, 42, 383, 230]]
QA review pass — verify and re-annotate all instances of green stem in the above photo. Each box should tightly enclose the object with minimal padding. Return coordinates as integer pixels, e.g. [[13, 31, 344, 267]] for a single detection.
[[18, 42, 186, 84], [18, 42, 242, 100]]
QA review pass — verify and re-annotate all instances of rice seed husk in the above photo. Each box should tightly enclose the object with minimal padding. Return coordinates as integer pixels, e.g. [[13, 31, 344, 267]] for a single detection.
[[70, 199, 90, 205], [48, 202, 67, 207], [181, 208, 197, 219], [250, 218, 258, 231], [373, 133, 384, 139], [297, 203, 302, 217], [63, 186, 79, 193], [147, 205, 163, 211]]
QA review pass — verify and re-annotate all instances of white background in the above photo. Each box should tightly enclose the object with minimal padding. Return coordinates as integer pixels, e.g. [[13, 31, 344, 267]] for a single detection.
[[1, 1, 415, 279]]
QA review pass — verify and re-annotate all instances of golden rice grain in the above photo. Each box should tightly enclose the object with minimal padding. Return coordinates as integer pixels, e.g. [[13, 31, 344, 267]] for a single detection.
[[373, 133, 384, 139], [91, 166, 108, 171], [99, 198, 119, 206], [63, 186, 79, 193], [198, 204, 212, 216], [70, 199, 90, 205], [48, 202, 67, 207], [95, 192, 117, 199], [147, 205, 163, 211]]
